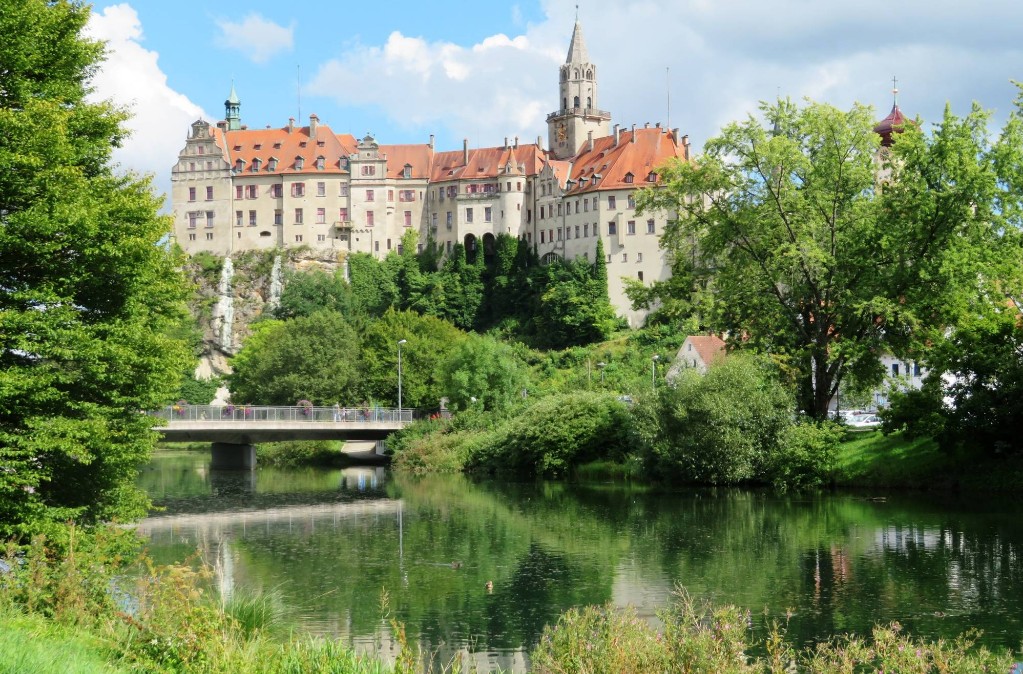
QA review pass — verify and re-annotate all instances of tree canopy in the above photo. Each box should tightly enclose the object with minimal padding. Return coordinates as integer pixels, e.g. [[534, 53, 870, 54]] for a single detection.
[[638, 97, 1020, 418], [0, 0, 190, 539], [227, 312, 363, 405]]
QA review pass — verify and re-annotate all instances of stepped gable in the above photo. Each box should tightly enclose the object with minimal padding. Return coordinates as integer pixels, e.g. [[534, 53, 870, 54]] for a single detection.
[[222, 123, 355, 174], [564, 126, 686, 194], [378, 143, 434, 179]]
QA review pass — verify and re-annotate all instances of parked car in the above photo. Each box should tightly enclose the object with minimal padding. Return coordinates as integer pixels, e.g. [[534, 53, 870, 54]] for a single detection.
[[847, 413, 881, 429]]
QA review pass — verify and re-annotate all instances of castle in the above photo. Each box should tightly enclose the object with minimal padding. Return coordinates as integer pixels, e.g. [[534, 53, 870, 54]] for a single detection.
[[171, 20, 689, 325]]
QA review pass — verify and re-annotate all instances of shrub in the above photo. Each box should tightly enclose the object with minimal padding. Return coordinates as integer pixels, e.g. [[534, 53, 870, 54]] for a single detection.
[[467, 392, 637, 477], [766, 421, 843, 490], [255, 441, 343, 467], [645, 354, 793, 484], [531, 604, 670, 674]]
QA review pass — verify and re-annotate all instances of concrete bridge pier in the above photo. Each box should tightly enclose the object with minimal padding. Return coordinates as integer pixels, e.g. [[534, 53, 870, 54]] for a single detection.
[[211, 442, 257, 470]]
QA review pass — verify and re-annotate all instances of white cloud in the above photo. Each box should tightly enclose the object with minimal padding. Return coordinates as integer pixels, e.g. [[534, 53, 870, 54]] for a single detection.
[[308, 30, 557, 147], [310, 0, 1023, 156], [85, 3, 206, 207], [215, 14, 294, 64]]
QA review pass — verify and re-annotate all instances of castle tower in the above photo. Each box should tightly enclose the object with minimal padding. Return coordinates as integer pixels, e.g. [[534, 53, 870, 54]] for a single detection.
[[547, 19, 611, 160], [225, 83, 241, 131]]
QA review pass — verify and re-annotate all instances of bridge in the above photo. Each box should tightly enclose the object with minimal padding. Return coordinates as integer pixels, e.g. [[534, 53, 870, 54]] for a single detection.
[[152, 404, 428, 469]]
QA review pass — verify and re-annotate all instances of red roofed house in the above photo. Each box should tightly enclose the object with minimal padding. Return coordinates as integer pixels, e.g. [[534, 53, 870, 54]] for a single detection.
[[667, 335, 727, 379], [171, 19, 690, 325]]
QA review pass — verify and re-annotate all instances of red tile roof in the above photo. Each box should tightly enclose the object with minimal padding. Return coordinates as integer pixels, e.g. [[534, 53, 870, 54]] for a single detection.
[[564, 127, 687, 193], [221, 123, 356, 174], [686, 335, 726, 368]]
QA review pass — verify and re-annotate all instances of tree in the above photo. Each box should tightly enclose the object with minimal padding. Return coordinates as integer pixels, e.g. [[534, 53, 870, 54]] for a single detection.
[[360, 309, 468, 409], [227, 312, 363, 405], [639, 355, 793, 484], [439, 334, 528, 412], [0, 0, 190, 539], [639, 98, 1014, 418], [274, 267, 353, 320], [534, 257, 618, 349]]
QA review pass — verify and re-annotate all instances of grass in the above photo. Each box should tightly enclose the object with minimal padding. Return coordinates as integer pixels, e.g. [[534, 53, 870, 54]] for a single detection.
[[572, 458, 643, 482], [0, 607, 129, 674], [833, 429, 1023, 491]]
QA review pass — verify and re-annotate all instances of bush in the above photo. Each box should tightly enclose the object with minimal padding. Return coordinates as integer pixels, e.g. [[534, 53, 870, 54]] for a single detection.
[[467, 391, 637, 477], [255, 441, 343, 467], [531, 604, 670, 674], [766, 421, 843, 490], [644, 354, 793, 484]]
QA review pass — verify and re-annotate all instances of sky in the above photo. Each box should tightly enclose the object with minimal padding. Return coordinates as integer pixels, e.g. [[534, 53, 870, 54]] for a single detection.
[[83, 0, 1023, 206]]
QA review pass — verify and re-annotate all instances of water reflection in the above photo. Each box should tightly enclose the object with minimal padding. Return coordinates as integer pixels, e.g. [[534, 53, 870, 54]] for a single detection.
[[139, 451, 1023, 671]]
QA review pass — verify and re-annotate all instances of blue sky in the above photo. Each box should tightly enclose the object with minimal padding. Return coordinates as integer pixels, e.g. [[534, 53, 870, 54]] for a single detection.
[[85, 1, 1023, 205]]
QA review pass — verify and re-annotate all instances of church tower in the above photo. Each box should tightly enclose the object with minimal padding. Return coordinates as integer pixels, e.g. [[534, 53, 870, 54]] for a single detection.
[[225, 83, 241, 131], [547, 19, 611, 159]]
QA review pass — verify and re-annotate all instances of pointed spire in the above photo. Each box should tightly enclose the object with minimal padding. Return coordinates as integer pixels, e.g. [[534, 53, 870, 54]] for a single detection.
[[565, 19, 589, 64], [227, 80, 240, 105], [225, 82, 241, 131]]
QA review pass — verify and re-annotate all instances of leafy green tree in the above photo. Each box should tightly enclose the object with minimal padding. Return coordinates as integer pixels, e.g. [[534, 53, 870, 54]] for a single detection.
[[639, 354, 792, 484], [0, 0, 190, 538], [360, 309, 467, 409], [274, 268, 353, 320], [348, 252, 398, 317], [534, 258, 618, 349], [639, 97, 1015, 418], [227, 312, 363, 405], [440, 334, 528, 412]]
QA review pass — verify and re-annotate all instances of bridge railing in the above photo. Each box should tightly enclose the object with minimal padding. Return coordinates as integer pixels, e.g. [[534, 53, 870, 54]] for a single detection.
[[152, 404, 430, 424]]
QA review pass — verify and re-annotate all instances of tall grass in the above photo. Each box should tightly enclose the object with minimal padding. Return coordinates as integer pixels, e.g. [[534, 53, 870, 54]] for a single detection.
[[223, 586, 291, 638]]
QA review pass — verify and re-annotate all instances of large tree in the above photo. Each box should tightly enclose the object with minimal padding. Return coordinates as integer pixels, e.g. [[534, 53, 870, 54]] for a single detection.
[[639, 98, 1016, 418], [227, 312, 363, 405], [0, 0, 190, 538]]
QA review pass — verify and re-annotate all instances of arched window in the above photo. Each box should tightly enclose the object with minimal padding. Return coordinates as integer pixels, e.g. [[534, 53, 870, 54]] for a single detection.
[[586, 69, 593, 79], [586, 97, 591, 109], [563, 97, 568, 110], [573, 95, 580, 108]]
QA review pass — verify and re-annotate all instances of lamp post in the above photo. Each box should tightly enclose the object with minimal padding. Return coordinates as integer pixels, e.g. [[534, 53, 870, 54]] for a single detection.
[[597, 361, 606, 384], [651, 354, 660, 393], [397, 339, 407, 418]]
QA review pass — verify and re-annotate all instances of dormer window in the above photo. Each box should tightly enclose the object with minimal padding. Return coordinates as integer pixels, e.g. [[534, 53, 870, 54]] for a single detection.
[[340, 157, 350, 169], [268, 157, 278, 171], [273, 141, 282, 149], [403, 164, 412, 179], [254, 143, 262, 150], [316, 156, 325, 170], [647, 171, 657, 182], [251, 158, 261, 172], [624, 172, 634, 184], [295, 156, 304, 171], [234, 158, 244, 172], [317, 140, 325, 147], [299, 141, 307, 147]]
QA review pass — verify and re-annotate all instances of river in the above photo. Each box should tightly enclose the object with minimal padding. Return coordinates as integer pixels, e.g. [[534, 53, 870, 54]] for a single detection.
[[138, 450, 1023, 671]]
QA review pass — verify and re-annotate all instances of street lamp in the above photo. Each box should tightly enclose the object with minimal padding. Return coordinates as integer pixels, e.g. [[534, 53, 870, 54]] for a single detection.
[[397, 339, 407, 417], [652, 354, 660, 393], [597, 361, 606, 384]]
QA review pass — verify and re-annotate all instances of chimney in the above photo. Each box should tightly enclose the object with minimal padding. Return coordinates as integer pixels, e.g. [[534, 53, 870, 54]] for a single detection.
[[309, 114, 319, 139], [644, 122, 650, 129], [631, 124, 636, 142], [682, 134, 691, 161], [587, 130, 594, 152], [463, 138, 469, 165], [216, 121, 227, 131], [288, 117, 295, 133], [504, 136, 509, 149], [613, 124, 620, 146], [656, 122, 662, 130], [537, 135, 543, 149], [429, 134, 435, 149], [514, 136, 519, 148]]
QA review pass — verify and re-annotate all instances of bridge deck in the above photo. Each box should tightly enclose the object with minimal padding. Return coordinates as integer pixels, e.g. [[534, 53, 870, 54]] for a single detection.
[[153, 404, 425, 444]]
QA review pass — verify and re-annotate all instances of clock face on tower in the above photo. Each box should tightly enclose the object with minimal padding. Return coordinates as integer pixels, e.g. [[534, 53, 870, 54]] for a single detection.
[[557, 124, 567, 142]]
